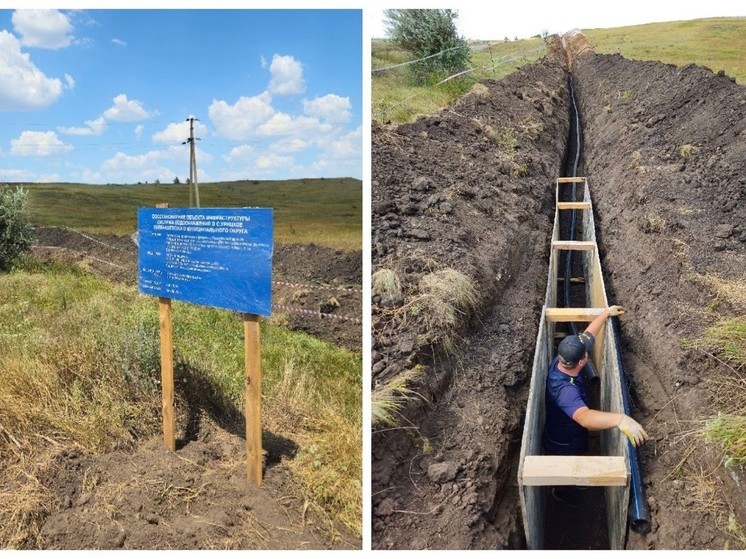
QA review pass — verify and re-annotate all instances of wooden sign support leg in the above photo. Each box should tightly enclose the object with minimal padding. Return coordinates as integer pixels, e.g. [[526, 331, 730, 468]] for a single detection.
[[243, 313, 262, 486], [159, 297, 176, 451]]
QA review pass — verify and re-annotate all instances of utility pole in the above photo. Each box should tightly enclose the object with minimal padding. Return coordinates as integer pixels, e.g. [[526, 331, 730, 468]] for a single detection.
[[183, 117, 201, 208]]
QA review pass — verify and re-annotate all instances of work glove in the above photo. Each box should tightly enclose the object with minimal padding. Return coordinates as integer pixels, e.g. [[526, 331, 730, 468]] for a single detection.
[[607, 305, 625, 317], [617, 414, 648, 447]]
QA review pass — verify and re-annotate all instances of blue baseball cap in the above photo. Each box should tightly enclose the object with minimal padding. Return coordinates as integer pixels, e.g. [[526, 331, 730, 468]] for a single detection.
[[558, 331, 595, 367]]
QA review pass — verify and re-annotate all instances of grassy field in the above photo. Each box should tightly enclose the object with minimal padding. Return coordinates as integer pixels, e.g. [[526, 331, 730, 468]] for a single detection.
[[585, 17, 746, 84], [0, 258, 361, 546], [17, 177, 362, 252], [372, 37, 546, 124], [373, 17, 746, 125]]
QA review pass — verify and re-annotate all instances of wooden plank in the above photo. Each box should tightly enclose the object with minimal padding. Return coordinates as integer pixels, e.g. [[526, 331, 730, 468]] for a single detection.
[[557, 276, 586, 284], [522, 455, 628, 486], [159, 296, 175, 451], [546, 307, 606, 322], [557, 201, 592, 210], [552, 240, 596, 251], [556, 177, 586, 183], [244, 313, 263, 486]]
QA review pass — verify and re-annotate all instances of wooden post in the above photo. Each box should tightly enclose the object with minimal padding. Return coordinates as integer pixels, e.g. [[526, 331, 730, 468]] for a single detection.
[[159, 296, 175, 451], [155, 202, 175, 451], [243, 313, 262, 485]]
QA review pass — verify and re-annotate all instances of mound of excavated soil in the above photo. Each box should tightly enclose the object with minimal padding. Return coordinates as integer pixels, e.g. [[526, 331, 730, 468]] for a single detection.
[[372, 56, 572, 549], [573, 52, 746, 550], [31, 227, 362, 352], [36, 416, 355, 550], [372, 44, 746, 549]]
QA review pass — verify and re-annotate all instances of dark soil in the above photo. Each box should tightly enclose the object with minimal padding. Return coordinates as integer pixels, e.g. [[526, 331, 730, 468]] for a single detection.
[[37, 417, 352, 550], [371, 35, 745, 550], [31, 227, 362, 352], [22, 226, 362, 550]]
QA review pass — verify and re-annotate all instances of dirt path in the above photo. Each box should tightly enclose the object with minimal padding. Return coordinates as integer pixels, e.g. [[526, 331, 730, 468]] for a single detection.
[[372, 37, 745, 550]]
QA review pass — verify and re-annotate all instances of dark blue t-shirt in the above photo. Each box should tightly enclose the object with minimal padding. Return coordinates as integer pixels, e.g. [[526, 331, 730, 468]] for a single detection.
[[543, 356, 590, 455]]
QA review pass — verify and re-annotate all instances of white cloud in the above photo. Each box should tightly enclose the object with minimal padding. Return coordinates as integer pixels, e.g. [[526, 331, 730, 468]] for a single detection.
[[112, 38, 126, 47], [260, 55, 267, 68], [152, 119, 208, 144], [100, 149, 177, 183], [208, 92, 275, 141], [0, 168, 35, 181], [59, 116, 106, 136], [271, 138, 310, 153], [323, 125, 362, 159], [64, 73, 75, 90], [0, 31, 63, 110], [135, 124, 144, 139], [11, 131, 73, 156], [268, 54, 305, 95], [12, 9, 74, 50], [303, 94, 352, 123], [257, 113, 324, 137], [224, 145, 255, 164], [103, 93, 154, 122], [256, 154, 294, 170]]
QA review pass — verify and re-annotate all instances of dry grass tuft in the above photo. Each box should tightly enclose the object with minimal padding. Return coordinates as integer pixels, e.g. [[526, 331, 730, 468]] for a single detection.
[[414, 268, 478, 350], [469, 83, 490, 97], [371, 367, 425, 428], [679, 144, 700, 159], [372, 268, 403, 307], [0, 462, 54, 549]]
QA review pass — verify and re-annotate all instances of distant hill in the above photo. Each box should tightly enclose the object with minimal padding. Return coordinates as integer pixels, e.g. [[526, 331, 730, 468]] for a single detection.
[[13, 177, 362, 251]]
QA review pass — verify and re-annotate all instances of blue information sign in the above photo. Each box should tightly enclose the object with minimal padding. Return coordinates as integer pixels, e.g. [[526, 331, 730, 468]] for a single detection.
[[138, 207, 273, 316]]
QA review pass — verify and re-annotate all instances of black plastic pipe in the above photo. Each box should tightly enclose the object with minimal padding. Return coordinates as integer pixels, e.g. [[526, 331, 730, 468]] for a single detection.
[[610, 317, 652, 533], [565, 74, 650, 534], [564, 75, 598, 383]]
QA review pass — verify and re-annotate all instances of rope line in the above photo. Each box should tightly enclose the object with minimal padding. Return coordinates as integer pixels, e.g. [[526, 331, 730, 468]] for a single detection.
[[75, 230, 136, 253], [272, 304, 362, 324], [375, 46, 546, 118], [273, 279, 362, 294], [35, 245, 129, 270], [372, 45, 470, 73], [32, 245, 360, 323]]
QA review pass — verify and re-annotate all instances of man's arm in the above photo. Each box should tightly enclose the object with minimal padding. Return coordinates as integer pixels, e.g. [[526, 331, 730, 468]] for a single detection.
[[572, 406, 623, 430], [573, 406, 649, 447], [584, 305, 624, 338]]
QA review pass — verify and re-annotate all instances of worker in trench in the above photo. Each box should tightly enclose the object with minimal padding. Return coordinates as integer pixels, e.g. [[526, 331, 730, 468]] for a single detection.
[[543, 305, 648, 507]]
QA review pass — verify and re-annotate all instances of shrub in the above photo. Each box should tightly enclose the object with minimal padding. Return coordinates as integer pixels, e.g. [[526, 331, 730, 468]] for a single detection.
[[383, 9, 470, 83], [0, 186, 34, 272]]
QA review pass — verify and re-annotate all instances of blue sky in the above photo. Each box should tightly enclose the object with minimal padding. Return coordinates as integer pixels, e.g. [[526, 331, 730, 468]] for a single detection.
[[0, 9, 362, 184]]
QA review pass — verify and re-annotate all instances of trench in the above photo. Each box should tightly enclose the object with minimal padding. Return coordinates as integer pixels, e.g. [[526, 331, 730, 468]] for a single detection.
[[543, 73, 609, 549]]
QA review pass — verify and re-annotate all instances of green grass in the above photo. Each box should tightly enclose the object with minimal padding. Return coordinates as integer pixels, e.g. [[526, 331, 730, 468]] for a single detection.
[[14, 177, 361, 251], [0, 259, 361, 545], [372, 38, 546, 124], [585, 17, 746, 84], [374, 17, 746, 124]]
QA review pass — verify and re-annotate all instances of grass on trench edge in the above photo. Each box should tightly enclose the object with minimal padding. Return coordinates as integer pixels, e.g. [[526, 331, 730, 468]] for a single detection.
[[0, 260, 361, 546]]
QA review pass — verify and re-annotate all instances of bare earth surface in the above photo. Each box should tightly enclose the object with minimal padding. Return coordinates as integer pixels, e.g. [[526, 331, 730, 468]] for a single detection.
[[19, 228, 362, 550], [372, 38, 745, 550]]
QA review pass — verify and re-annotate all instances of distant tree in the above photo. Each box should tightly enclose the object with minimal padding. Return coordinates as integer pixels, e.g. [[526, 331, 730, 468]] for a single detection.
[[185, 177, 191, 185], [154, 179, 160, 185], [384, 9, 470, 81], [0, 185, 34, 271], [173, 176, 180, 184]]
